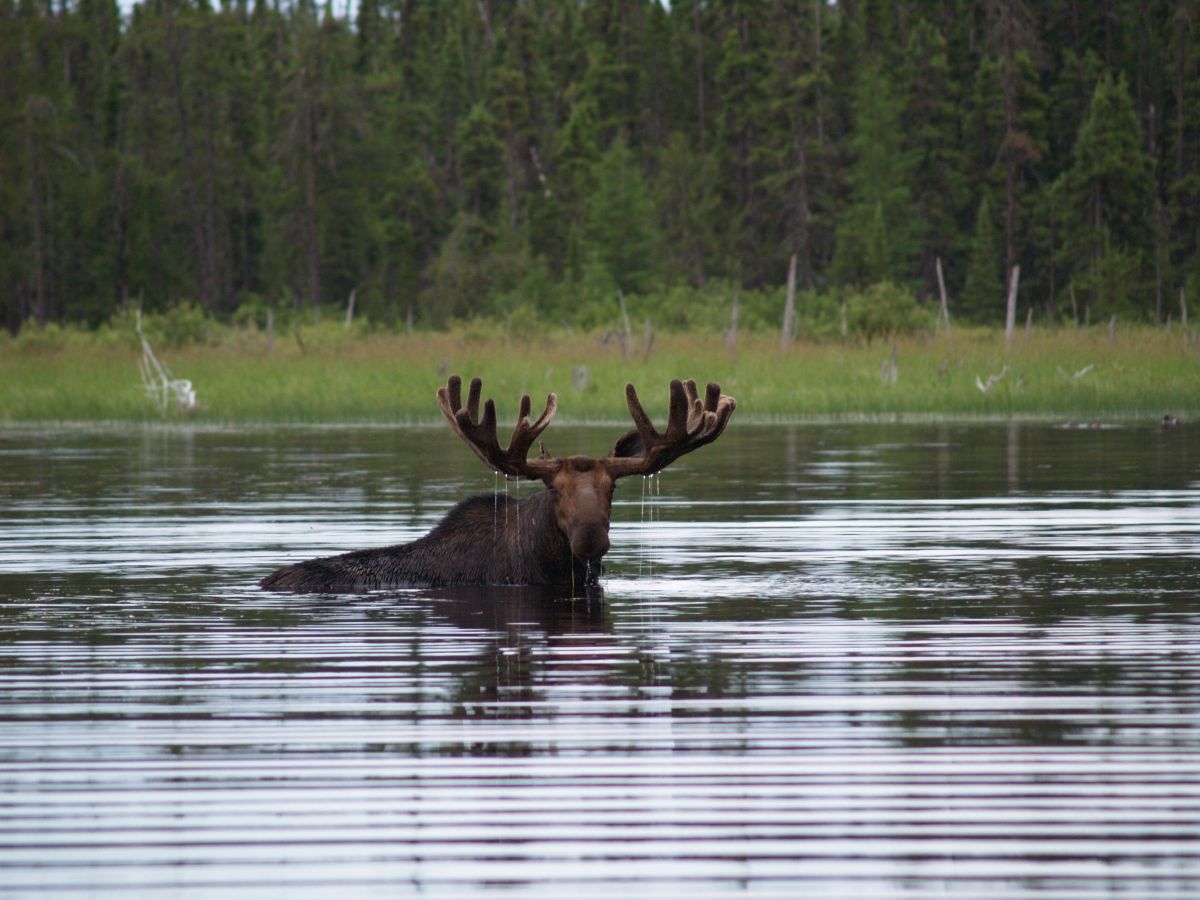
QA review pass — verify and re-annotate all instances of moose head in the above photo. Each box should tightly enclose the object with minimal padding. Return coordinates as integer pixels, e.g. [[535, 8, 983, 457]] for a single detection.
[[437, 375, 737, 568]]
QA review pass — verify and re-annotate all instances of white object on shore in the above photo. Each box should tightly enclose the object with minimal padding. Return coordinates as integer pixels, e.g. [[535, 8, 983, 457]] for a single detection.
[[136, 310, 196, 413], [975, 365, 1009, 394]]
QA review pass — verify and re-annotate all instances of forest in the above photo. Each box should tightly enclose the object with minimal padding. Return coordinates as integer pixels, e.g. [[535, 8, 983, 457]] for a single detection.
[[2, 0, 1198, 336]]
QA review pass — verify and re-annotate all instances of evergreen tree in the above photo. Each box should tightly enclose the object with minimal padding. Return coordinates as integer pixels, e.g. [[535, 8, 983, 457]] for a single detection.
[[829, 62, 917, 287], [710, 2, 774, 286], [653, 131, 721, 287], [902, 19, 970, 298], [983, 0, 1042, 277], [756, 0, 833, 290], [456, 101, 503, 217], [1166, 0, 1200, 311], [961, 195, 1004, 321], [545, 88, 601, 278], [585, 136, 658, 294], [1055, 73, 1155, 318]]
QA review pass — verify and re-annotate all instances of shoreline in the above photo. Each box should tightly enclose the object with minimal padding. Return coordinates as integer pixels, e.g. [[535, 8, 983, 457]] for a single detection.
[[4, 326, 1197, 424]]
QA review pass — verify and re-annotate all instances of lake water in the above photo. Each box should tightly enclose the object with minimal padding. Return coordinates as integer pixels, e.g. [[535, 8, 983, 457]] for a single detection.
[[1, 422, 1198, 898]]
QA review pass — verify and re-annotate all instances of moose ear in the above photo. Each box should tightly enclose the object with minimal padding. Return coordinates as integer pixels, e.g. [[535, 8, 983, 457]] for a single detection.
[[610, 428, 644, 459]]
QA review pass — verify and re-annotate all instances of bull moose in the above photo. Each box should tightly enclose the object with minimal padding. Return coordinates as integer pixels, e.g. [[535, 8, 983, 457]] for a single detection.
[[260, 375, 736, 592]]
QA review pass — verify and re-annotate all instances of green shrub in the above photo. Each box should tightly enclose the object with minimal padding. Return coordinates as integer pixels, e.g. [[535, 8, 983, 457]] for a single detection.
[[232, 294, 273, 330], [792, 290, 846, 340], [11, 321, 69, 352], [156, 302, 213, 347], [843, 281, 932, 338]]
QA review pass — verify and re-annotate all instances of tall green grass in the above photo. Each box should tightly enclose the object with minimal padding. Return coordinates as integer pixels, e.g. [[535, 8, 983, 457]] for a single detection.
[[2, 322, 1197, 423]]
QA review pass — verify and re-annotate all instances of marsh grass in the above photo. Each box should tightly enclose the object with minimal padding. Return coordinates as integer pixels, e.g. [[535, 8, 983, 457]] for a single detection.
[[2, 322, 1197, 423]]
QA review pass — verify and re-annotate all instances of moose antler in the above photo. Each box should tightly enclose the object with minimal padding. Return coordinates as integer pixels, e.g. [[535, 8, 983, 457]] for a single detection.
[[606, 379, 736, 478], [437, 376, 560, 480]]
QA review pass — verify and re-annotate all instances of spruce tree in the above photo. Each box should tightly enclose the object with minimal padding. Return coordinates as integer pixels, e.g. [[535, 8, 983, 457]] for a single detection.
[[962, 195, 1003, 322], [585, 136, 658, 295], [902, 20, 969, 299], [653, 131, 721, 287], [1166, 0, 1200, 313], [829, 61, 917, 287], [1055, 73, 1155, 318]]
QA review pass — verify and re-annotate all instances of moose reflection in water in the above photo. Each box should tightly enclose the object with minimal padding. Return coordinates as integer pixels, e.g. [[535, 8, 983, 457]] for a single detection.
[[261, 375, 736, 592]]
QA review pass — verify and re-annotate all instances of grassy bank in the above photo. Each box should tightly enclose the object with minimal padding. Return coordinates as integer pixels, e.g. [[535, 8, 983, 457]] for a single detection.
[[2, 322, 1197, 423]]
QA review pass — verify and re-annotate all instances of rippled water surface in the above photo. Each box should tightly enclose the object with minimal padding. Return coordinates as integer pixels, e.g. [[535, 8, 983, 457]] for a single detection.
[[2, 422, 1198, 898]]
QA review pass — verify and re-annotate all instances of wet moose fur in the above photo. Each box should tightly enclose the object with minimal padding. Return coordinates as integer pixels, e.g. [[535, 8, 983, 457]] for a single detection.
[[261, 489, 594, 592]]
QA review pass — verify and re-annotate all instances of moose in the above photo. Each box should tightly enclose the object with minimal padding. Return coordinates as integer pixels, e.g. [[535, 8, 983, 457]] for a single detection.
[[261, 375, 736, 592]]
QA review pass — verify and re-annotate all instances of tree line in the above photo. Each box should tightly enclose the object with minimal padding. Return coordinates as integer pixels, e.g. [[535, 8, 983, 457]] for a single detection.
[[2, 0, 1198, 334]]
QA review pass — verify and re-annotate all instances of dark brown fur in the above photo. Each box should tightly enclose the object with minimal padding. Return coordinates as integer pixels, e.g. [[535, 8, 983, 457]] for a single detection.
[[260, 489, 596, 592], [261, 375, 735, 593]]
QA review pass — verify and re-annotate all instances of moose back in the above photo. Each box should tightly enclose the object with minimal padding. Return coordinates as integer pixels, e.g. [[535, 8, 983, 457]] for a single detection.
[[261, 376, 736, 592]]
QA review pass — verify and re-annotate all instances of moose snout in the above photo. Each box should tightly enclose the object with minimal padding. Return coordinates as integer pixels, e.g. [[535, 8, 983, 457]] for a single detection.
[[569, 522, 610, 561]]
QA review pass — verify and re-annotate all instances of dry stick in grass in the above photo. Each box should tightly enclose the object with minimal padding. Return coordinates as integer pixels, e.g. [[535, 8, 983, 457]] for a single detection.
[[1005, 264, 1020, 345], [618, 290, 633, 359], [725, 288, 739, 354], [781, 253, 797, 351], [975, 365, 1009, 394], [936, 256, 952, 337], [571, 365, 589, 391], [135, 310, 196, 413], [880, 342, 898, 385]]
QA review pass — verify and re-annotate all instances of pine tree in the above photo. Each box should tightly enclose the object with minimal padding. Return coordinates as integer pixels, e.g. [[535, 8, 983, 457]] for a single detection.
[[543, 76, 602, 278], [902, 20, 970, 299], [829, 62, 917, 287], [709, 7, 752, 283], [1166, 0, 1200, 313], [1055, 73, 1155, 319], [653, 131, 721, 287], [585, 136, 658, 294], [962, 195, 1003, 321], [757, 0, 833, 291], [0, 5, 29, 329], [456, 101, 503, 217], [982, 0, 1043, 277]]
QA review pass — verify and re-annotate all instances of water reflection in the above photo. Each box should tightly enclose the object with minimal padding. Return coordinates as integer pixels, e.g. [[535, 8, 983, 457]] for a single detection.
[[1, 423, 1198, 897]]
